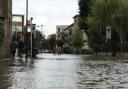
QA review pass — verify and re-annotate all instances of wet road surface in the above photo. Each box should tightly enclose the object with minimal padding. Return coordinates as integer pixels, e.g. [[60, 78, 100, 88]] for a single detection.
[[1, 53, 128, 89]]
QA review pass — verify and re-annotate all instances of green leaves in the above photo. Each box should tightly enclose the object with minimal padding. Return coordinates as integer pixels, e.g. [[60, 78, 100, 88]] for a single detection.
[[79, 0, 92, 30], [111, 0, 128, 41], [79, 0, 91, 18], [85, 0, 124, 51], [79, 0, 128, 53], [72, 28, 83, 49]]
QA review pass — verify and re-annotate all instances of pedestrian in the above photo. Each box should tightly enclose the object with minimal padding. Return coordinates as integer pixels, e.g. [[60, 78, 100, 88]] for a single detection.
[[58, 47, 62, 55], [17, 39, 24, 59], [10, 41, 17, 60], [53, 46, 57, 55]]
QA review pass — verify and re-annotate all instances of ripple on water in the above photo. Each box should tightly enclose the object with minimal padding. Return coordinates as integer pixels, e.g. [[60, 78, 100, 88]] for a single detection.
[[1, 55, 128, 89], [76, 57, 128, 89]]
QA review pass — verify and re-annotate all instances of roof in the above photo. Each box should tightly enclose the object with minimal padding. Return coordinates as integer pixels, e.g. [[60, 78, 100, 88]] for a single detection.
[[73, 15, 79, 18], [63, 23, 74, 31], [12, 14, 24, 17]]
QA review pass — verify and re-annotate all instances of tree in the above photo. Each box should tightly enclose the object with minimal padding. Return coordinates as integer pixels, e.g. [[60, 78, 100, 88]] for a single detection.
[[79, 0, 92, 31], [79, 0, 128, 56], [112, 1, 128, 53], [41, 36, 47, 50], [87, 16, 105, 55], [35, 30, 45, 49], [86, 0, 122, 55], [49, 34, 56, 50], [46, 34, 56, 50], [79, 0, 91, 18], [72, 28, 84, 54], [95, 0, 128, 54]]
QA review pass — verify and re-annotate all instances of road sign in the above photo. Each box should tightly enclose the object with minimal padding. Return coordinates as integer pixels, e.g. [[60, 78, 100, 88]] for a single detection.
[[106, 26, 111, 40]]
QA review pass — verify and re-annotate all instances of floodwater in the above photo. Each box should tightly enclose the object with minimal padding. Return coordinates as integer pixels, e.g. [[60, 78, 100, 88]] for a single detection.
[[1, 53, 128, 89]]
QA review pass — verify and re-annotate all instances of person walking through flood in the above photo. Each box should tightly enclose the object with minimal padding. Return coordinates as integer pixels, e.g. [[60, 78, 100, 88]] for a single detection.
[[10, 41, 17, 60], [17, 39, 24, 59], [53, 45, 57, 55]]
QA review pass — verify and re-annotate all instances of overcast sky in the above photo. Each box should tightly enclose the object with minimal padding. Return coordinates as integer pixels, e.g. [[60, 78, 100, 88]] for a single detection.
[[12, 0, 79, 37]]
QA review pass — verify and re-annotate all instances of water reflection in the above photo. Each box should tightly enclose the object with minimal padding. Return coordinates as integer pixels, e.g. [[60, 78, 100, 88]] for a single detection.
[[9, 58, 36, 89], [0, 60, 11, 89], [1, 54, 128, 89], [77, 57, 128, 89]]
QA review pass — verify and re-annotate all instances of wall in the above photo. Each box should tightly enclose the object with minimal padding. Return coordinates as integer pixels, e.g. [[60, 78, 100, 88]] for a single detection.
[[0, 0, 12, 58]]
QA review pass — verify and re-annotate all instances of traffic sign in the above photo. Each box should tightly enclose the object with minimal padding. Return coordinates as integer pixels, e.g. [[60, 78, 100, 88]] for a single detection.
[[106, 26, 111, 40]]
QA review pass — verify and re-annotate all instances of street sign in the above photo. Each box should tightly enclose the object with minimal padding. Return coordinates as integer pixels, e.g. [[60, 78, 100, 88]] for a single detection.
[[106, 26, 111, 41]]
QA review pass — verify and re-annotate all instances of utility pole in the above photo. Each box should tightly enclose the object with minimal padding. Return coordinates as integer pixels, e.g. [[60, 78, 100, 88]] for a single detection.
[[106, 26, 111, 56], [25, 0, 28, 59], [30, 17, 33, 58], [41, 25, 43, 34], [36, 26, 40, 51]]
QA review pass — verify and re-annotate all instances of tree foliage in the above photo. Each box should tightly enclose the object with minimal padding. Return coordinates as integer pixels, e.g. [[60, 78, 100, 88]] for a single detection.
[[87, 16, 105, 53], [112, 2, 128, 42], [36, 30, 45, 49], [79, 0, 128, 54], [79, 0, 91, 18], [46, 34, 56, 50], [79, 0, 92, 31], [72, 28, 84, 49]]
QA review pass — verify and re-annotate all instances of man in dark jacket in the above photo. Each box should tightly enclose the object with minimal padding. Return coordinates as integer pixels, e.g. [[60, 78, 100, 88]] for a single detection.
[[17, 39, 24, 58], [10, 41, 17, 59]]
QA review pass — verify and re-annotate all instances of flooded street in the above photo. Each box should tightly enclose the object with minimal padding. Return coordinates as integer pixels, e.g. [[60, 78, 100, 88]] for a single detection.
[[1, 53, 128, 89]]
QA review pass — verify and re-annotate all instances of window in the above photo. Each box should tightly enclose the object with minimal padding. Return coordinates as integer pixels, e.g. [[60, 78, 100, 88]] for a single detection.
[[0, 17, 5, 21], [58, 28, 60, 33]]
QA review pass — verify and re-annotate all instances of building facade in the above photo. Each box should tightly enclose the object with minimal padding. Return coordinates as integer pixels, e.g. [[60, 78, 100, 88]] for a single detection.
[[56, 15, 90, 53], [73, 15, 89, 50], [0, 0, 12, 57], [56, 25, 68, 40], [12, 14, 24, 41]]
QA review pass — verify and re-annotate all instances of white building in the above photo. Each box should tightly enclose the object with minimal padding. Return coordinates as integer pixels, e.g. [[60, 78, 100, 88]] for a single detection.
[[56, 15, 90, 53], [56, 25, 68, 40], [73, 15, 90, 50]]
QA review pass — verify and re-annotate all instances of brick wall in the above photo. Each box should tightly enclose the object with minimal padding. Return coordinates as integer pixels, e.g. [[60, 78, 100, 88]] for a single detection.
[[0, 0, 12, 58]]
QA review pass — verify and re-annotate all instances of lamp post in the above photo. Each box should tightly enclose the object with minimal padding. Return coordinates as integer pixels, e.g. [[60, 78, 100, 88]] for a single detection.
[[30, 17, 33, 58], [15, 25, 17, 41], [25, 0, 28, 59], [121, 22, 123, 56], [36, 26, 40, 51], [106, 26, 111, 56], [41, 25, 43, 34]]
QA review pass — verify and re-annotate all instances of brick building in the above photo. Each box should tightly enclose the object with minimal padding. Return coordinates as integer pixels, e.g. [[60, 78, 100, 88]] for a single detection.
[[0, 0, 12, 58]]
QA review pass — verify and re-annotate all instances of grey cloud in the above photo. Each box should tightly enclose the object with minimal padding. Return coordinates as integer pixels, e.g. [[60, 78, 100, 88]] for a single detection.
[[13, 0, 78, 36]]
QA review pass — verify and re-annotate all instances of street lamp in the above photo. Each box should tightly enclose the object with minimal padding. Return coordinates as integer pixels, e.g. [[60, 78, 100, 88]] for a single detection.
[[36, 25, 40, 51], [41, 25, 43, 34], [41, 25, 43, 28], [14, 25, 17, 41], [30, 17, 33, 58], [25, 0, 28, 59]]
